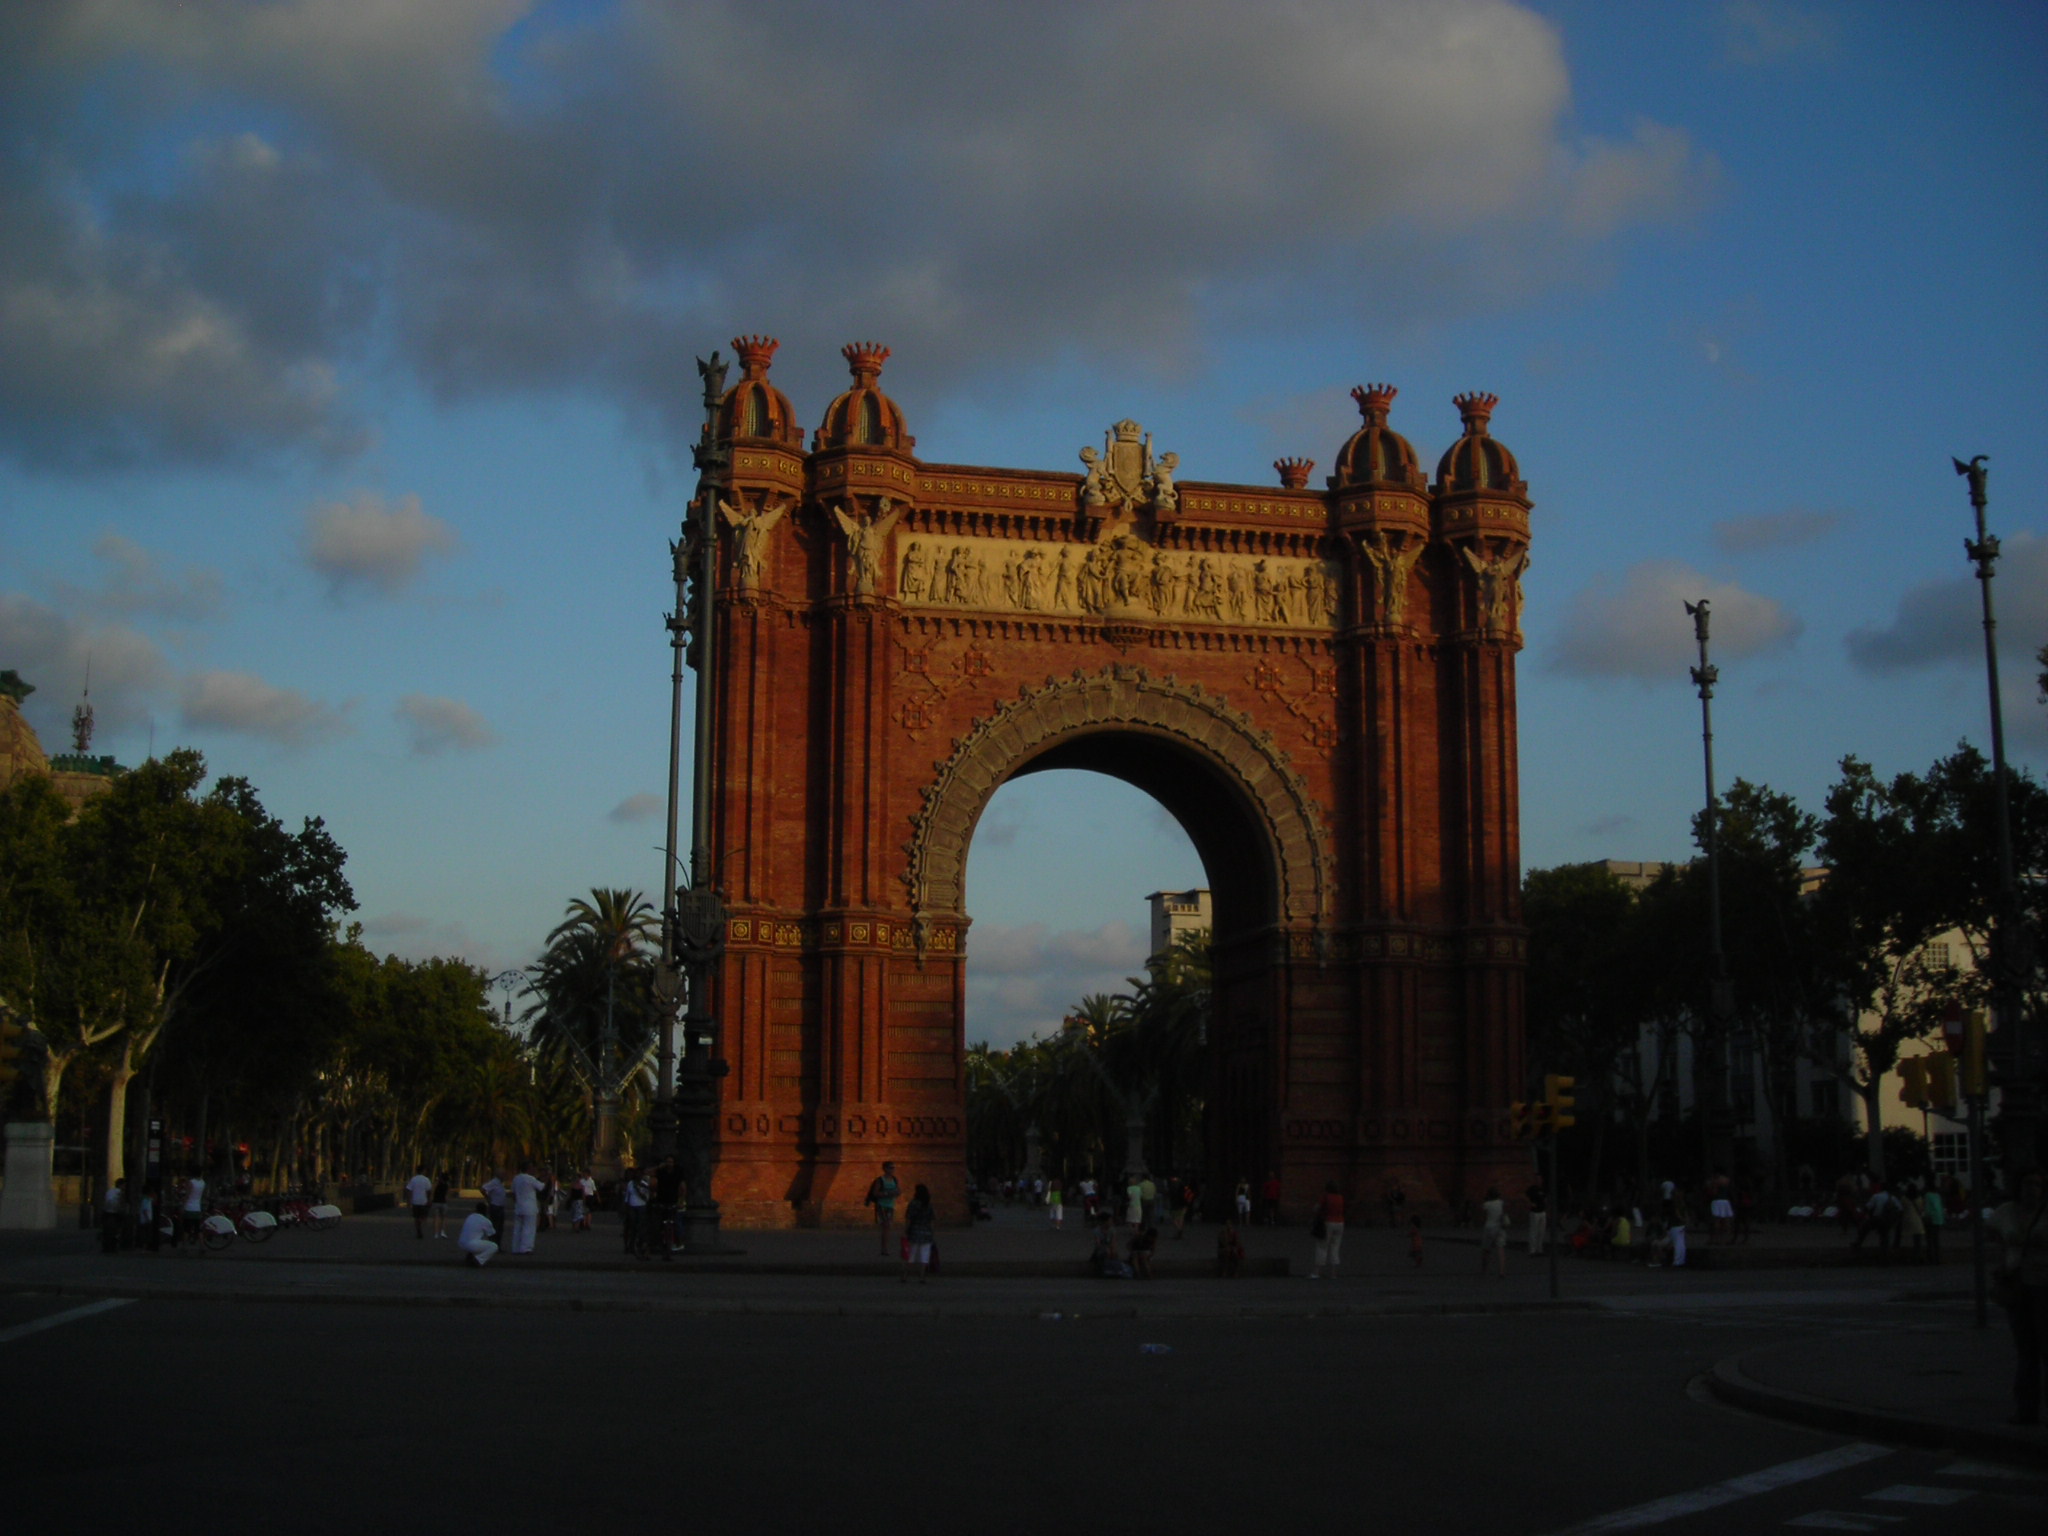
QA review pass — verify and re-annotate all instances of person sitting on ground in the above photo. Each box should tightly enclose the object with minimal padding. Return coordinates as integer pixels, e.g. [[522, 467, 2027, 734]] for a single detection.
[[1129, 1223, 1159, 1280], [458, 1202, 498, 1268], [1217, 1220, 1246, 1278], [1610, 1206, 1634, 1262], [1090, 1216, 1133, 1279]]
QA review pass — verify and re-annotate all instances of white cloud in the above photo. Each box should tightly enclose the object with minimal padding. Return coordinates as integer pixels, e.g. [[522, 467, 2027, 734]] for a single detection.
[[0, 589, 171, 736], [1719, 2, 1836, 68], [1846, 532, 2048, 675], [964, 919, 1148, 1050], [304, 492, 457, 597], [4, 1, 1721, 468], [607, 792, 664, 824], [180, 668, 351, 747], [1550, 560, 1801, 682], [359, 910, 500, 970], [47, 533, 226, 624], [394, 693, 495, 755]]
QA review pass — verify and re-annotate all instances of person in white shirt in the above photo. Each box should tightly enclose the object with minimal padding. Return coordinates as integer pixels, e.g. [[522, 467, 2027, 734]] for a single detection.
[[181, 1173, 207, 1246], [405, 1165, 433, 1239], [508, 1163, 544, 1254], [458, 1204, 498, 1267], [482, 1172, 507, 1242]]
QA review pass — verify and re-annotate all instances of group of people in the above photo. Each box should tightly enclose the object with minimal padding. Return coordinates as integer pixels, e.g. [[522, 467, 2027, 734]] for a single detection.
[[411, 1163, 601, 1268], [1831, 1170, 1955, 1261], [96, 1170, 215, 1252], [865, 1161, 939, 1281]]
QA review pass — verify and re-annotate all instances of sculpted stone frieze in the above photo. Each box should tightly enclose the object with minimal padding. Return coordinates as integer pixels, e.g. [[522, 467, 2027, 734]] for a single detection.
[[896, 530, 1341, 629]]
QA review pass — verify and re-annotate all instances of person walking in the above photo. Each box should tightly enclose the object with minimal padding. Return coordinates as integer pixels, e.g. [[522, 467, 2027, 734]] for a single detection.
[[1124, 1176, 1144, 1232], [1922, 1180, 1946, 1265], [1480, 1187, 1508, 1278], [180, 1170, 207, 1247], [1526, 1177, 1548, 1258], [431, 1170, 451, 1238], [867, 1161, 901, 1256], [1234, 1177, 1252, 1227], [1308, 1180, 1345, 1280], [507, 1162, 543, 1255], [405, 1164, 432, 1239], [622, 1164, 649, 1256], [900, 1183, 936, 1283], [1047, 1178, 1064, 1229], [651, 1155, 685, 1258], [458, 1202, 499, 1268], [482, 1170, 507, 1248], [1990, 1169, 2048, 1426]]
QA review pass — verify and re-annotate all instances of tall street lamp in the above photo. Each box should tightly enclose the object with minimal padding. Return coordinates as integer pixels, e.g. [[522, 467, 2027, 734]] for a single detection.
[[1954, 455, 2037, 1178], [1684, 598, 1737, 1177], [654, 348, 733, 1250]]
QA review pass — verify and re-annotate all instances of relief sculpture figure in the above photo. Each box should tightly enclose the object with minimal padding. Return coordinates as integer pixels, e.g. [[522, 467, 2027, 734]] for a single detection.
[[1360, 529, 1424, 627], [833, 495, 904, 597], [718, 494, 790, 591], [1460, 542, 1528, 634], [900, 540, 930, 601]]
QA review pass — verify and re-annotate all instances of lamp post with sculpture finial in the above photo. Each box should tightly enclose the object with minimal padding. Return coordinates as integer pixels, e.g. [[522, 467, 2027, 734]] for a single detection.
[[1953, 455, 2037, 1178], [1684, 598, 1737, 1178], [652, 344, 733, 1250]]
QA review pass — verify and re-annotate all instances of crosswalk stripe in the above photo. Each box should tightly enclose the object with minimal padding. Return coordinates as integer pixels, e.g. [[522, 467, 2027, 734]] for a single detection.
[[1544, 1444, 1894, 1534], [0, 1297, 136, 1345]]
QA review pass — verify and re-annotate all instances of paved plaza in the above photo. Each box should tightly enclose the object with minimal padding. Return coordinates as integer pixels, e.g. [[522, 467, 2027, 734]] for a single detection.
[[4, 1203, 2044, 1535]]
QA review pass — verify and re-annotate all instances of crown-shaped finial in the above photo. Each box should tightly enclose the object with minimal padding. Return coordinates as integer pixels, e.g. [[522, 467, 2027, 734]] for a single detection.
[[842, 341, 891, 381], [1453, 392, 1499, 433], [1274, 457, 1315, 489], [732, 335, 779, 379], [1351, 383, 1397, 424]]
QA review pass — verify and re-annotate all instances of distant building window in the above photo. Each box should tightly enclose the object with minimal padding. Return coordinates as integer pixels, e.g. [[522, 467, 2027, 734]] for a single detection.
[[1924, 941, 1951, 971], [1932, 1130, 1969, 1176], [1810, 1078, 1840, 1118]]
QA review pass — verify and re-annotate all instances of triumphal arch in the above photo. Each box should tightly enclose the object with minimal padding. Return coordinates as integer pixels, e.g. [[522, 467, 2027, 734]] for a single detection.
[[698, 338, 1531, 1225]]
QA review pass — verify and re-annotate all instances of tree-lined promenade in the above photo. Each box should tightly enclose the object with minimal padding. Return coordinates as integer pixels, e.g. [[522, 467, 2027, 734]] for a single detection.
[[0, 749, 659, 1193], [3, 725, 2042, 1209]]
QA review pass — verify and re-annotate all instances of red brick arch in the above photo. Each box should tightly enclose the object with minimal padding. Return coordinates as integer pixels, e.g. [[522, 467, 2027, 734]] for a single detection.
[[701, 347, 1530, 1227]]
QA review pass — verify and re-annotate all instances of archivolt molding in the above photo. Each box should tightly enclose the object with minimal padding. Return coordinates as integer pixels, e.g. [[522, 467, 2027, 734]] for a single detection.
[[903, 664, 1332, 929]]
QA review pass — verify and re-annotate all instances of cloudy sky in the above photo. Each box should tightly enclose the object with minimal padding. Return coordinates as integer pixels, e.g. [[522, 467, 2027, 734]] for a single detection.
[[3, 0, 2043, 1048]]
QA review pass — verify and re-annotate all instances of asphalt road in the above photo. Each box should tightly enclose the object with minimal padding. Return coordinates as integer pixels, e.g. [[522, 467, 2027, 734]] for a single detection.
[[3, 1290, 2041, 1534]]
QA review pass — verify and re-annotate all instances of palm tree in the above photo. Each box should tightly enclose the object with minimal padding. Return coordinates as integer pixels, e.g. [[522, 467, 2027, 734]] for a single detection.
[[525, 889, 659, 1168]]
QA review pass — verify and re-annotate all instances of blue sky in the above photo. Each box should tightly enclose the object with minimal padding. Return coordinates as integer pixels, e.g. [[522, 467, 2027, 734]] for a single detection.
[[3, 1, 2043, 1049]]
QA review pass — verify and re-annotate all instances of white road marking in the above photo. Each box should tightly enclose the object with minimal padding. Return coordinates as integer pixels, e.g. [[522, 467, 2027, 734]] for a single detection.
[[0, 1297, 135, 1345], [1863, 1484, 1973, 1505], [1784, 1514, 1905, 1530], [1545, 1444, 1894, 1534], [1940, 1459, 2044, 1480]]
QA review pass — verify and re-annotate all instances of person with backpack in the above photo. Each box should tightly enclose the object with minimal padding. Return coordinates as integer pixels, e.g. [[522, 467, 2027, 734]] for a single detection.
[[865, 1161, 900, 1256]]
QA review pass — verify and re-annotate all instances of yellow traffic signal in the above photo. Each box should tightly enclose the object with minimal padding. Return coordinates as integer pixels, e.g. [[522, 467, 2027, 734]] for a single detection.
[[1544, 1074, 1577, 1132], [0, 1011, 24, 1088], [1898, 1057, 1929, 1109], [1925, 1054, 1958, 1114], [1962, 1010, 1988, 1098]]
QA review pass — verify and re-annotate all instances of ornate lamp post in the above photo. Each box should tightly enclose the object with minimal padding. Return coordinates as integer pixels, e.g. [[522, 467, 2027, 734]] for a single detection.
[[1954, 455, 2037, 1178], [654, 348, 733, 1249], [1684, 599, 1737, 1176]]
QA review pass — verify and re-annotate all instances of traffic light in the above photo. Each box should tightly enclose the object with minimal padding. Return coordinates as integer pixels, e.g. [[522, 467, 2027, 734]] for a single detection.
[[0, 1011, 24, 1088], [1544, 1074, 1577, 1132], [1530, 1099, 1555, 1138], [1898, 1057, 1929, 1109], [1509, 1101, 1532, 1140], [1961, 1009, 1989, 1098], [1925, 1054, 1958, 1114]]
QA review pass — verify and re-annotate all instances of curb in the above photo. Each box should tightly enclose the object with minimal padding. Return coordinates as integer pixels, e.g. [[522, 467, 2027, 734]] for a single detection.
[[1707, 1351, 2048, 1469], [0, 1276, 1604, 1322]]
